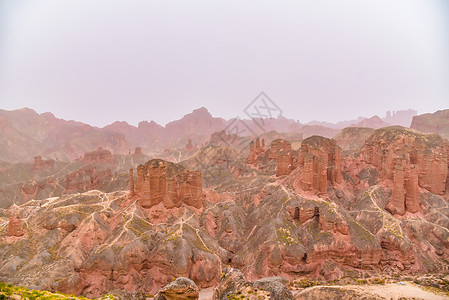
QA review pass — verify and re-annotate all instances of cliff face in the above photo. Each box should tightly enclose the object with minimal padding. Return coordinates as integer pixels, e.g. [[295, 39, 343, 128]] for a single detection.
[[296, 135, 342, 194], [133, 159, 203, 209], [361, 127, 448, 215], [362, 128, 448, 192], [247, 138, 294, 176]]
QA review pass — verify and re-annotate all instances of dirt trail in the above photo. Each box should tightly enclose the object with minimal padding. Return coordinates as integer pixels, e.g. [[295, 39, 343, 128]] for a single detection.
[[292, 282, 449, 300]]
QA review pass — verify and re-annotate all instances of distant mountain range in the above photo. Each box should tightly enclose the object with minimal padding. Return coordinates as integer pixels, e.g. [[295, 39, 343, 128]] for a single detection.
[[1, 106, 446, 163]]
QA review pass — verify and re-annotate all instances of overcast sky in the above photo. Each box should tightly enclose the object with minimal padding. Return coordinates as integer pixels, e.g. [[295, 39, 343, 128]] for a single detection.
[[0, 0, 448, 126]]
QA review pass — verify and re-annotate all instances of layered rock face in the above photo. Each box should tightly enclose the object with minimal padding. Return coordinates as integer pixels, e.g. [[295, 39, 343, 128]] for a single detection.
[[83, 147, 114, 164], [361, 127, 448, 214], [296, 136, 342, 193], [134, 159, 203, 209], [271, 139, 293, 177], [6, 213, 25, 237], [276, 153, 293, 176]]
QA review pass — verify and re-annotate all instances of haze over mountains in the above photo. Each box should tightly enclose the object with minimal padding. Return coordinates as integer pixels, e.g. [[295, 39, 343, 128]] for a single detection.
[[0, 107, 420, 164]]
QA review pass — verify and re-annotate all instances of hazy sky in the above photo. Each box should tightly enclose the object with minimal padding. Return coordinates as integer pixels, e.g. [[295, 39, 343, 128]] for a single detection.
[[0, 0, 448, 126]]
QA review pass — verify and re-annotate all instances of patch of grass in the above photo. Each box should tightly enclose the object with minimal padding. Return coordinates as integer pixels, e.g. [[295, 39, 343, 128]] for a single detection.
[[0, 282, 89, 300], [276, 226, 300, 245]]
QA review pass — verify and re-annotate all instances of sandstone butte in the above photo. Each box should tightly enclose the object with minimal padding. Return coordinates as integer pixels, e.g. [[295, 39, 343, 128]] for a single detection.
[[296, 135, 342, 194], [131, 159, 203, 209], [184, 139, 195, 151], [247, 137, 294, 177], [133, 146, 142, 155], [32, 156, 55, 171], [361, 127, 448, 215], [83, 147, 114, 164]]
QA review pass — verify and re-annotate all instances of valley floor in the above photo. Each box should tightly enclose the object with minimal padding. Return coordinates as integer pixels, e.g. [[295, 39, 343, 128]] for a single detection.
[[290, 282, 449, 300], [196, 282, 449, 300]]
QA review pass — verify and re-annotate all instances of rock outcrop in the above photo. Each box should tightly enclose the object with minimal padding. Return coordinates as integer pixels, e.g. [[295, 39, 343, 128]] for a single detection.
[[64, 165, 113, 193], [129, 169, 135, 197], [247, 138, 265, 166], [134, 159, 203, 209], [6, 213, 25, 237], [296, 136, 342, 193], [411, 109, 449, 139], [154, 277, 199, 300], [269, 139, 291, 160], [276, 152, 293, 176], [185, 139, 195, 151], [32, 156, 54, 171], [83, 147, 114, 164], [361, 127, 448, 214], [134, 147, 142, 155], [213, 267, 293, 300], [247, 138, 294, 176]]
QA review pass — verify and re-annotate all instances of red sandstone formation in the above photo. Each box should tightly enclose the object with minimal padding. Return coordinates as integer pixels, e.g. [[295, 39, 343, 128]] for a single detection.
[[134, 159, 203, 209], [296, 136, 342, 193], [246, 138, 296, 176], [134, 147, 142, 155], [247, 137, 294, 176], [32, 156, 55, 171], [83, 147, 114, 164], [269, 139, 294, 176], [64, 165, 113, 193], [268, 139, 291, 160], [185, 139, 195, 151], [362, 127, 447, 215], [276, 153, 293, 176], [129, 169, 135, 197], [387, 165, 406, 215], [247, 138, 265, 166], [6, 213, 25, 237]]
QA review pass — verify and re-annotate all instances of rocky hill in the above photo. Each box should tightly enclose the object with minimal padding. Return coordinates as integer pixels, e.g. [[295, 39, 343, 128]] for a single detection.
[[411, 109, 449, 140], [0, 108, 129, 163]]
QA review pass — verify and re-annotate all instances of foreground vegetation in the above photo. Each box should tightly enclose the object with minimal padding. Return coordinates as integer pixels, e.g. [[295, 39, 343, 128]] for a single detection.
[[0, 283, 120, 300]]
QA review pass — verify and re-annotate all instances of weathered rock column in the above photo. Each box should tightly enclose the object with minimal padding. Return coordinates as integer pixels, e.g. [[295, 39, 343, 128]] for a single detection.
[[7, 213, 25, 237], [129, 169, 135, 197], [387, 165, 405, 215], [405, 165, 419, 213]]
